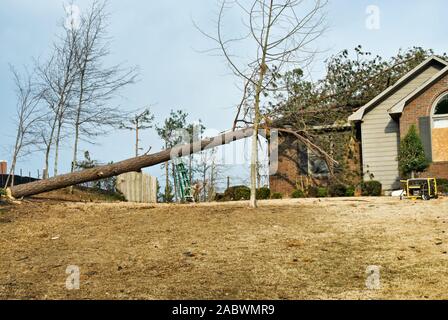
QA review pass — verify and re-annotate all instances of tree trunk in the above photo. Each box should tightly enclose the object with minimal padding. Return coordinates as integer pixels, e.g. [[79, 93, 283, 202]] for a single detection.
[[43, 116, 57, 179], [53, 120, 63, 177], [164, 161, 169, 202], [72, 121, 80, 173], [5, 162, 16, 188], [5, 132, 21, 188], [189, 155, 193, 185], [172, 162, 178, 202], [9, 128, 254, 199], [135, 119, 139, 157], [69, 107, 82, 194]]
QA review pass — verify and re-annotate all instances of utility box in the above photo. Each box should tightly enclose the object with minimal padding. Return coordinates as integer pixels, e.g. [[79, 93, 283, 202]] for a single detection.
[[116, 171, 157, 203], [0, 161, 7, 175]]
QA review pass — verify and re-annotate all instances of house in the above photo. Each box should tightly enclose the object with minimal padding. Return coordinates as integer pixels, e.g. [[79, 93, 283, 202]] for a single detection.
[[349, 55, 448, 190], [269, 123, 362, 196], [270, 55, 448, 196]]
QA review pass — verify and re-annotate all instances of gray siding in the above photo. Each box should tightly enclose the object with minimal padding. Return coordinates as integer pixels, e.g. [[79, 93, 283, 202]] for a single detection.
[[361, 65, 441, 190]]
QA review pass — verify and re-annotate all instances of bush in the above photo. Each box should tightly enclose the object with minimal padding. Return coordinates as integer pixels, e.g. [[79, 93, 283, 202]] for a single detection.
[[0, 188, 5, 197], [360, 181, 382, 196], [256, 187, 271, 200], [307, 186, 319, 198], [271, 192, 283, 199], [214, 193, 225, 202], [345, 185, 355, 197], [328, 184, 347, 197], [437, 179, 448, 194], [317, 187, 328, 198], [398, 125, 429, 177], [291, 189, 305, 198], [224, 185, 251, 201]]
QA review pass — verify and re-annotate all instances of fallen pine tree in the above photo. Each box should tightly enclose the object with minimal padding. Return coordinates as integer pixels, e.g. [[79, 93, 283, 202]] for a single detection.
[[9, 128, 255, 199]]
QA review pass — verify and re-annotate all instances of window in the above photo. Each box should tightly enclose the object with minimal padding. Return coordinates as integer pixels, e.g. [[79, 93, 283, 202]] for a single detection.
[[431, 93, 448, 162], [297, 143, 329, 177], [434, 95, 448, 115], [433, 94, 448, 129]]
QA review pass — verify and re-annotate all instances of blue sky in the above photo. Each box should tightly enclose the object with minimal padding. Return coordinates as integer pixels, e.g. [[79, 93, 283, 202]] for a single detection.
[[0, 0, 447, 186]]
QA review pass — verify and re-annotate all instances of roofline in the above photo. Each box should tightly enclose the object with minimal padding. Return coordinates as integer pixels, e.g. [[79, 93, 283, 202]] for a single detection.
[[388, 65, 448, 115], [348, 56, 448, 122]]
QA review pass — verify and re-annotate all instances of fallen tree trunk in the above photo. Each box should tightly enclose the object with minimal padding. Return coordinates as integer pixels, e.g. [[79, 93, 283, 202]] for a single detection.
[[9, 128, 254, 198]]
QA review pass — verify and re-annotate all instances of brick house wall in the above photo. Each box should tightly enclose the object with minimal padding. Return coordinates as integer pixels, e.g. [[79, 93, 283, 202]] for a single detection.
[[269, 130, 362, 196], [399, 72, 448, 179]]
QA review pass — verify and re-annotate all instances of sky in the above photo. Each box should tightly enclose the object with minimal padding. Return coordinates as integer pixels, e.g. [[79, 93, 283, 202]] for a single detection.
[[0, 0, 447, 188]]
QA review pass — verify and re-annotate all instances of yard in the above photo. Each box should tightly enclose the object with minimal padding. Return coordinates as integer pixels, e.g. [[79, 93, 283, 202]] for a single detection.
[[1, 194, 448, 299]]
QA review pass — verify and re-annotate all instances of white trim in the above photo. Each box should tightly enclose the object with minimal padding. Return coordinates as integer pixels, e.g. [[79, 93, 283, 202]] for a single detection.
[[348, 56, 448, 122], [431, 93, 448, 158], [389, 66, 448, 115], [432, 92, 448, 116]]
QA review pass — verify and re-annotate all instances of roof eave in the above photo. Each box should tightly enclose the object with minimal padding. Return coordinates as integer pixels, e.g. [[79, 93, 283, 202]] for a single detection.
[[348, 56, 448, 122]]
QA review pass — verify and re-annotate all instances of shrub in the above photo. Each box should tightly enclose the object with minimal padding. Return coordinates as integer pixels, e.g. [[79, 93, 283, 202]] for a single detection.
[[0, 188, 5, 197], [291, 189, 305, 198], [345, 185, 356, 197], [256, 187, 271, 200], [271, 192, 283, 199], [307, 186, 319, 198], [398, 125, 429, 177], [360, 181, 382, 196], [214, 193, 225, 202], [328, 184, 347, 197], [224, 185, 251, 201], [317, 187, 328, 198], [437, 179, 448, 194]]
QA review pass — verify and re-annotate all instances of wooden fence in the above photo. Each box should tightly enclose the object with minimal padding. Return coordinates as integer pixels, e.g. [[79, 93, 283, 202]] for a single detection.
[[116, 172, 157, 203]]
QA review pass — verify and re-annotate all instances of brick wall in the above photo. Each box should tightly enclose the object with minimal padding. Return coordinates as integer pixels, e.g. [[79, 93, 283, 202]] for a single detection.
[[269, 134, 302, 196], [400, 72, 448, 179], [269, 130, 362, 197], [400, 73, 448, 136], [420, 162, 448, 179]]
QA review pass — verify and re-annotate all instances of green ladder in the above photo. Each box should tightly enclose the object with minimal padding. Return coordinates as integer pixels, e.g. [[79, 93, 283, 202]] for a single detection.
[[174, 161, 194, 202]]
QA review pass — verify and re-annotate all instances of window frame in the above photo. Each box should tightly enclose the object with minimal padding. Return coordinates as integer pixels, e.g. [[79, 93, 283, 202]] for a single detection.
[[430, 93, 448, 162]]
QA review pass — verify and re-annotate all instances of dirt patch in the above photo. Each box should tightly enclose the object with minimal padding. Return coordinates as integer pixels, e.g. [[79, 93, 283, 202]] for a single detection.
[[1, 197, 448, 299]]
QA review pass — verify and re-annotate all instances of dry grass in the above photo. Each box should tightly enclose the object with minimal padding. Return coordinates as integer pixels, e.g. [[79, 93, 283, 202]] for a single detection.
[[1, 196, 448, 299]]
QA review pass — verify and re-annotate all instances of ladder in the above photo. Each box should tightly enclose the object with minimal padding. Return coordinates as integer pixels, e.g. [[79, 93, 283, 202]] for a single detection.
[[174, 161, 194, 202]]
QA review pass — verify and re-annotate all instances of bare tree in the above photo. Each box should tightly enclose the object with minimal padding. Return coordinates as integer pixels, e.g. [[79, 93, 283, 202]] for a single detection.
[[120, 108, 154, 157], [36, 20, 79, 178], [70, 0, 138, 173], [5, 66, 42, 187], [197, 0, 328, 207]]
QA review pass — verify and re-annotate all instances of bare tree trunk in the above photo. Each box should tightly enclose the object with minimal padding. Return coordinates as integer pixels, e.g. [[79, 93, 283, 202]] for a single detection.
[[172, 163, 178, 202], [9, 128, 254, 199], [189, 155, 193, 185], [249, 1, 272, 208], [135, 120, 139, 157], [202, 165, 207, 202], [5, 163, 16, 188], [164, 161, 169, 201], [53, 120, 63, 177], [69, 117, 80, 194], [71, 70, 85, 174], [72, 119, 80, 173], [5, 132, 20, 188], [43, 117, 58, 179]]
